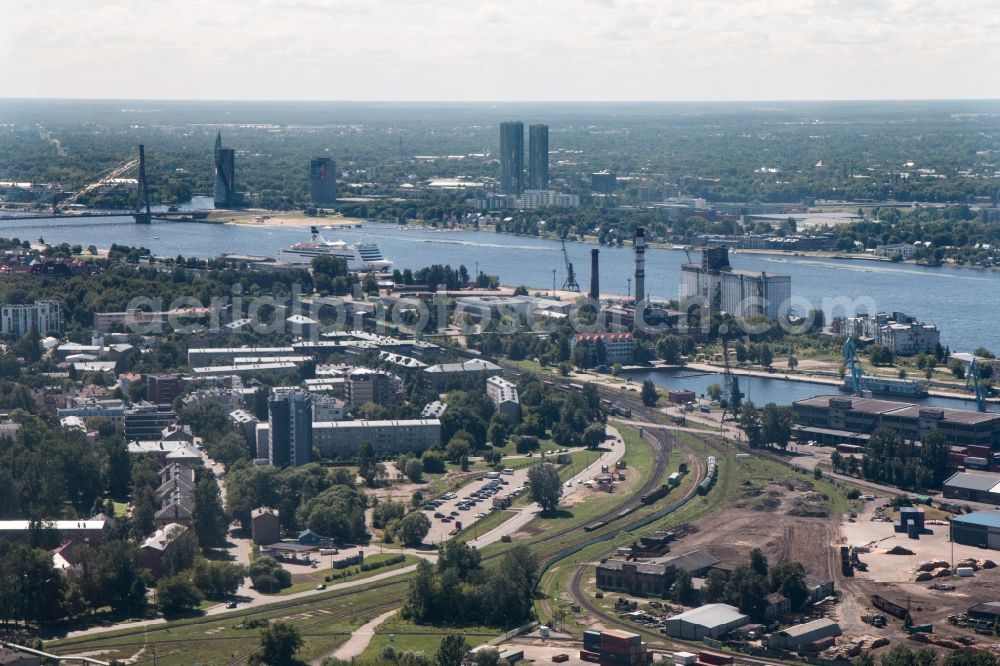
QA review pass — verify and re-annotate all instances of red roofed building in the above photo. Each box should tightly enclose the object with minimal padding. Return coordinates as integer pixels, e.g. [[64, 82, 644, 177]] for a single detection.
[[572, 332, 635, 364]]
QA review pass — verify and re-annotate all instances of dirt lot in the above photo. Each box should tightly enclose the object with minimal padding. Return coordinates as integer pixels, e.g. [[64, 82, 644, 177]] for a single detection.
[[839, 498, 1000, 655], [675, 476, 837, 570]]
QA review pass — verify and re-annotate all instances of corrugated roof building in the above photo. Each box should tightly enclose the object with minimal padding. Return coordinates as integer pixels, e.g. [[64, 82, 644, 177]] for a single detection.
[[951, 511, 1000, 550], [767, 619, 841, 650], [664, 603, 748, 640]]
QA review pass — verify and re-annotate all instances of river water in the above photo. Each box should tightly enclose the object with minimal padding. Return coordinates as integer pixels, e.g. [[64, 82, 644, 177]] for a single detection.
[[1, 207, 998, 356], [624, 367, 979, 411]]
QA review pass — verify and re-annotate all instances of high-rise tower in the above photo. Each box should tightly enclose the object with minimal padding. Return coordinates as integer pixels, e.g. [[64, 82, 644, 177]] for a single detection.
[[310, 158, 337, 204], [213, 131, 236, 208], [268, 388, 312, 468], [499, 121, 524, 195], [528, 124, 549, 190]]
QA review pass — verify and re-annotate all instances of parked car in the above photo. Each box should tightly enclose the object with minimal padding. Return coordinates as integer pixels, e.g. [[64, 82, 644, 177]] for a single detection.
[[315, 584, 326, 590]]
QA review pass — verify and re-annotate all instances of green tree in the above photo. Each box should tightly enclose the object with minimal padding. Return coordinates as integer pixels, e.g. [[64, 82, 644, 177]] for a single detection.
[[373, 500, 407, 529], [527, 463, 562, 513], [404, 457, 424, 483], [436, 634, 468, 666], [855, 653, 876, 666], [739, 402, 762, 448], [357, 441, 377, 486], [193, 471, 228, 548], [759, 344, 773, 368], [156, 574, 203, 615], [583, 424, 606, 449], [702, 569, 727, 603], [769, 562, 808, 609], [515, 435, 540, 454], [760, 403, 792, 450], [130, 484, 157, 538], [749, 548, 769, 577], [870, 345, 895, 366], [944, 650, 998, 666], [248, 557, 291, 593], [640, 380, 658, 407], [881, 643, 916, 666], [259, 622, 304, 666], [397, 511, 431, 547], [192, 559, 246, 599], [672, 569, 697, 605], [706, 383, 722, 401]]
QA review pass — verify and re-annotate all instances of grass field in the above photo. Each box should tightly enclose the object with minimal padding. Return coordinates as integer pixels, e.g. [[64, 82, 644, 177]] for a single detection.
[[46, 580, 409, 665], [277, 553, 419, 595], [361, 616, 500, 660]]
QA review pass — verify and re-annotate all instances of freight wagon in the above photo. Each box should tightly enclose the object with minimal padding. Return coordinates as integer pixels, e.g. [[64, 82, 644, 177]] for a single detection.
[[871, 594, 909, 619], [640, 484, 670, 504]]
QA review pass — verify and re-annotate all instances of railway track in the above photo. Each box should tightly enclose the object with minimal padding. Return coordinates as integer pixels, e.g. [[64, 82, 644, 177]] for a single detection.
[[564, 434, 818, 666], [564, 435, 740, 656]]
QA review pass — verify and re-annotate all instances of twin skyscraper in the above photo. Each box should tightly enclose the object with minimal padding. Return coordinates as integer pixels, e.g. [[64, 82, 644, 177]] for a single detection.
[[499, 121, 548, 195]]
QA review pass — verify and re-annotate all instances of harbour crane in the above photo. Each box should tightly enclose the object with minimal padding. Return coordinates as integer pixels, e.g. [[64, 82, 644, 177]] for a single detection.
[[966, 359, 988, 412], [844, 337, 861, 395], [560, 239, 580, 292]]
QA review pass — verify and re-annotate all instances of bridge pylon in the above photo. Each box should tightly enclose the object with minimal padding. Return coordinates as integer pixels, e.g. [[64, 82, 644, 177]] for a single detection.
[[135, 144, 152, 224]]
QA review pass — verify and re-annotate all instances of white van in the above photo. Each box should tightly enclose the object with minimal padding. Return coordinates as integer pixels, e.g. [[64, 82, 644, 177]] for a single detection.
[[501, 468, 515, 475]]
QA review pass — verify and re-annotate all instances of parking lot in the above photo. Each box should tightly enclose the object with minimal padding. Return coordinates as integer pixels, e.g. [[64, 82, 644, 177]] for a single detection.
[[421, 466, 533, 545]]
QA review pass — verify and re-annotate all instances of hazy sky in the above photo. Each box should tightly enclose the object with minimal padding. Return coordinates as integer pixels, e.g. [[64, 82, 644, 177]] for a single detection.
[[3, 0, 999, 101]]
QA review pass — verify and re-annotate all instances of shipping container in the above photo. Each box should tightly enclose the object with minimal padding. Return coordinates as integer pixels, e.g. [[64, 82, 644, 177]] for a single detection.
[[672, 652, 697, 666], [697, 651, 733, 665], [581, 651, 601, 664]]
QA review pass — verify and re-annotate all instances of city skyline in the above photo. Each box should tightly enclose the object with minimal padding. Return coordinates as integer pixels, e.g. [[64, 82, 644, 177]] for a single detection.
[[2, 1, 998, 101]]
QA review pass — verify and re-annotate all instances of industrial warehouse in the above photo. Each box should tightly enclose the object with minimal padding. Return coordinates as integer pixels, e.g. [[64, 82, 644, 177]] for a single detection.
[[792, 395, 1000, 447], [943, 472, 1000, 505], [596, 549, 721, 596], [950, 512, 1000, 550]]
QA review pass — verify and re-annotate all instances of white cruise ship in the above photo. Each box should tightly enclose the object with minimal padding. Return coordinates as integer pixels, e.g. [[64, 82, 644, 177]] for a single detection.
[[279, 227, 393, 272]]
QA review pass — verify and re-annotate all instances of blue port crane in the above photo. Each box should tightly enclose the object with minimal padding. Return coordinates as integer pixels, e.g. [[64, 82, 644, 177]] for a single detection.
[[966, 359, 988, 412], [844, 337, 861, 395]]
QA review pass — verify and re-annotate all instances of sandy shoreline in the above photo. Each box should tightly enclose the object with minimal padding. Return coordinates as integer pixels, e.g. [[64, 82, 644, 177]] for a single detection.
[[209, 210, 367, 228]]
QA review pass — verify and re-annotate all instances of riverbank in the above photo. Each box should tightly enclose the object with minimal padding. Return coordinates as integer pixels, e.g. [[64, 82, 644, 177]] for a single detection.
[[676, 360, 989, 403], [204, 209, 367, 228]]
